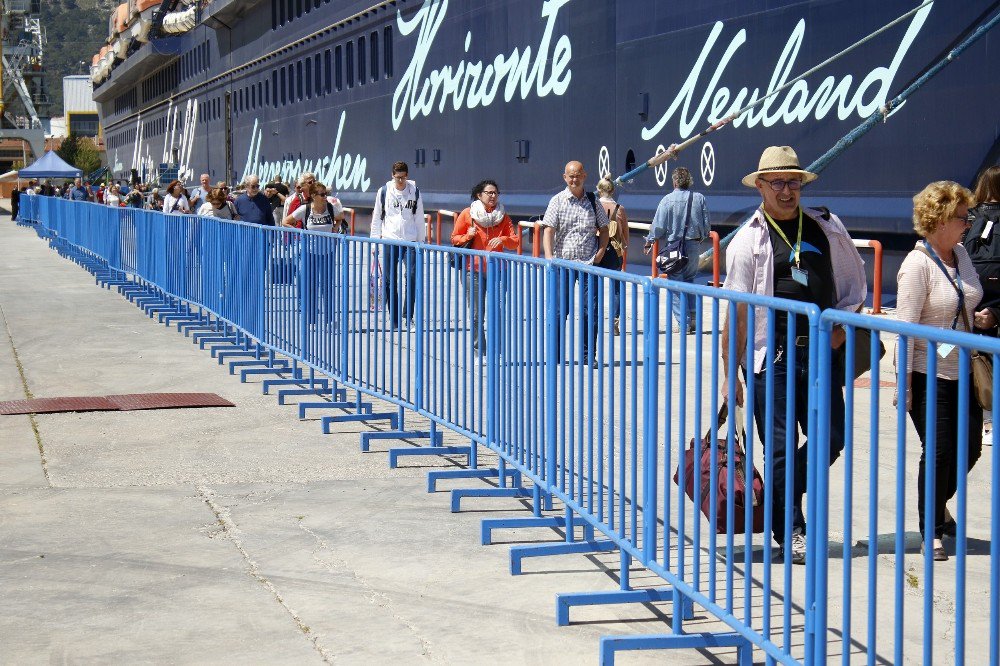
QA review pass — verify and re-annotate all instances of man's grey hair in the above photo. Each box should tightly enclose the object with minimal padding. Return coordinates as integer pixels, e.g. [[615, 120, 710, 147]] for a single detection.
[[672, 167, 693, 190], [246, 174, 260, 185], [297, 172, 316, 186]]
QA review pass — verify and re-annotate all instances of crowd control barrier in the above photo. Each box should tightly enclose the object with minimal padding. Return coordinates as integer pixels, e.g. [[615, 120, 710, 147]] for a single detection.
[[20, 195, 999, 665]]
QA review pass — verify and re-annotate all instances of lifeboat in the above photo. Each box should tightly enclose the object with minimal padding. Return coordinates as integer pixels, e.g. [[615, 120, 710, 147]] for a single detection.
[[91, 53, 102, 83], [114, 3, 129, 34], [130, 0, 160, 43], [161, 3, 197, 35], [97, 45, 113, 80]]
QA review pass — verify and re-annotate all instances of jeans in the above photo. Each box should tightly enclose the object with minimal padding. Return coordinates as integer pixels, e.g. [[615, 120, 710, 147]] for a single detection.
[[303, 237, 339, 326], [671, 239, 700, 331], [752, 342, 846, 543], [384, 244, 416, 327], [466, 270, 487, 351], [908, 372, 983, 538], [555, 270, 598, 363]]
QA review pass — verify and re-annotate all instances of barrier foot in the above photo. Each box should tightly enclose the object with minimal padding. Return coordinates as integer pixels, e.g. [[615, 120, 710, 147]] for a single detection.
[[428, 468, 499, 493], [598, 632, 753, 666], [481, 516, 566, 546], [195, 334, 238, 348], [388, 443, 466, 469], [239, 365, 297, 381], [556, 588, 673, 626], [215, 349, 258, 363], [510, 539, 617, 576], [300, 400, 370, 418], [161, 312, 200, 326], [452, 486, 531, 513], [270, 381, 336, 397], [322, 412, 398, 433]]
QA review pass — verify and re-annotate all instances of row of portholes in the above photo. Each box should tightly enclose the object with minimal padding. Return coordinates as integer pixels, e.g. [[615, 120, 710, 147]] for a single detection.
[[271, 0, 336, 30]]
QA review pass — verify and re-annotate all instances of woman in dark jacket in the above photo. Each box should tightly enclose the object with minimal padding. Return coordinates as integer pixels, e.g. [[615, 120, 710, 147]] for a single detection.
[[964, 165, 1000, 331], [962, 164, 1000, 440]]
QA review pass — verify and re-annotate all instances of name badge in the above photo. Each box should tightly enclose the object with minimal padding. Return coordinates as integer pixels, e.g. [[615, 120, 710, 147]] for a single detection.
[[982, 220, 994, 240], [791, 266, 809, 286], [937, 343, 956, 359]]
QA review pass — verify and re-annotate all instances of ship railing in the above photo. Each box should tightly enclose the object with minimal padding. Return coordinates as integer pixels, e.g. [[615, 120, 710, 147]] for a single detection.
[[341, 206, 356, 235], [25, 194, 1000, 666], [851, 238, 885, 314]]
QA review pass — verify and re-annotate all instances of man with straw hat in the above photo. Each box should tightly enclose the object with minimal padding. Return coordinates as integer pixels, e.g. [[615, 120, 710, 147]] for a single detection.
[[721, 145, 866, 564]]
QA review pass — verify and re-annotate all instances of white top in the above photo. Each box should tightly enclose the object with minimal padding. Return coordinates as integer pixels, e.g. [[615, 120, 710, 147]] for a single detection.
[[370, 180, 424, 241], [895, 243, 983, 379], [105, 194, 120, 207], [163, 194, 190, 214], [723, 207, 867, 373], [290, 197, 344, 232], [197, 201, 237, 219]]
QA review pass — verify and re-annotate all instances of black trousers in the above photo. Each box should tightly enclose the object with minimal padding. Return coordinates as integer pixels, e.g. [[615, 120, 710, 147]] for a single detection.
[[908, 371, 983, 538]]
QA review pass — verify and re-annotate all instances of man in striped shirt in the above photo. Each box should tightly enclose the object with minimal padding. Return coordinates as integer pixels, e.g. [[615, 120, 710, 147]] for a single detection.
[[721, 146, 866, 565]]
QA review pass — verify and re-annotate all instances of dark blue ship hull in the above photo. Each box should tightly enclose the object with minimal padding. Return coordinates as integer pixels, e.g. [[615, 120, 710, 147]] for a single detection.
[[95, 0, 1000, 236]]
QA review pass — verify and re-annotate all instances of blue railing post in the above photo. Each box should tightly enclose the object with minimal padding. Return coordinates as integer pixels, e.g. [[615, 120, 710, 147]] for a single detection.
[[642, 281, 659, 563], [544, 263, 558, 489], [812, 313, 833, 666]]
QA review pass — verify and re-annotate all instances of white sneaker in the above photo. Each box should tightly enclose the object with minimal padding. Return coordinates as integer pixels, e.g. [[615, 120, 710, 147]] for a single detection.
[[984, 419, 993, 444], [790, 532, 807, 565]]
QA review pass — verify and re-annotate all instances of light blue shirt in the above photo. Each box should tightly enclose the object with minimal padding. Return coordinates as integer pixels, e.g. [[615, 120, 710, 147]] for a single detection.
[[646, 188, 710, 244]]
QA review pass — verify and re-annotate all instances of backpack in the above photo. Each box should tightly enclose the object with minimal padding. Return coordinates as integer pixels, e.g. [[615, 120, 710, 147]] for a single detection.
[[379, 184, 421, 220]]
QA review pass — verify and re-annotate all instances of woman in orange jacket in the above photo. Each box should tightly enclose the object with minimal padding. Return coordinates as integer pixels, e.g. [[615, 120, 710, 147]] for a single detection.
[[450, 180, 518, 354]]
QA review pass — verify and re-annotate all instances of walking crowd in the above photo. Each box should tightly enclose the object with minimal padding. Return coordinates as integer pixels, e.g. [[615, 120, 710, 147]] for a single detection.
[[13, 149, 1000, 568]]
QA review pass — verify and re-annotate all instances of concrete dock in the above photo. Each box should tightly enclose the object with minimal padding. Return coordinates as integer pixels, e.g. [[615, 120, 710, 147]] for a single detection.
[[0, 214, 722, 663]]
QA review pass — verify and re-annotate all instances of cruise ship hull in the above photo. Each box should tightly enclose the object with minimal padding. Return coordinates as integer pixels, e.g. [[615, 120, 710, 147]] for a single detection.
[[94, 0, 1000, 236]]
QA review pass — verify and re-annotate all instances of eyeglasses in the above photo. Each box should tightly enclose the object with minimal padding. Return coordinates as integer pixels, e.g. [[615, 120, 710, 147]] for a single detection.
[[481, 191, 499, 197], [247, 185, 258, 190], [759, 178, 803, 192], [392, 174, 408, 179]]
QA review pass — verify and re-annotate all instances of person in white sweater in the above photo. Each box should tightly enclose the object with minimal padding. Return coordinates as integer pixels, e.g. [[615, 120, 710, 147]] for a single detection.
[[895, 180, 991, 561], [371, 161, 424, 328]]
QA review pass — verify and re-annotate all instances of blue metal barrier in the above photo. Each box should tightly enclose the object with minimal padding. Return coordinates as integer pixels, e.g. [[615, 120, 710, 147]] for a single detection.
[[22, 195, 999, 665]]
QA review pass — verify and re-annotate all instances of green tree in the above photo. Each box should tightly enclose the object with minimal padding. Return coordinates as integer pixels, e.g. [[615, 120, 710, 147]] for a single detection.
[[55, 134, 80, 167], [56, 135, 101, 176], [74, 138, 101, 175]]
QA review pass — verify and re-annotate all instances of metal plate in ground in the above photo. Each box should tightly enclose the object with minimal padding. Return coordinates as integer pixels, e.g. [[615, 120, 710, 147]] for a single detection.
[[105, 393, 235, 411], [0, 396, 118, 415]]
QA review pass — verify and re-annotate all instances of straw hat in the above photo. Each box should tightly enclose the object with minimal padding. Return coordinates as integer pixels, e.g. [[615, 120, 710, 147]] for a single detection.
[[741, 146, 818, 187]]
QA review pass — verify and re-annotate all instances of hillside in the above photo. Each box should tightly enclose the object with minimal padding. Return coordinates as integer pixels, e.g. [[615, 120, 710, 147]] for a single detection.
[[42, 0, 112, 116]]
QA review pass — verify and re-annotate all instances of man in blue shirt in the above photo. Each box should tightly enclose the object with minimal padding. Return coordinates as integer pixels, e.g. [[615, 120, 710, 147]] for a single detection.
[[234, 175, 272, 225], [70, 178, 90, 202], [644, 166, 710, 332]]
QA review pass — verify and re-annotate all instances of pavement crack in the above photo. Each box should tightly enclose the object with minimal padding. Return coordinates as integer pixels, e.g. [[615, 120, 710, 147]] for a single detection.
[[298, 522, 436, 661], [0, 300, 51, 486], [197, 485, 334, 663]]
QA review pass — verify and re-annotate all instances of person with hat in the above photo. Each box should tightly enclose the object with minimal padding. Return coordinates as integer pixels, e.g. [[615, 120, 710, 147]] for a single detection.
[[720, 145, 866, 565]]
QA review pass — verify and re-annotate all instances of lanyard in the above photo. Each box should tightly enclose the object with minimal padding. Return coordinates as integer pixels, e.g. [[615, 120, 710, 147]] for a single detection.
[[922, 240, 965, 330], [763, 208, 803, 267]]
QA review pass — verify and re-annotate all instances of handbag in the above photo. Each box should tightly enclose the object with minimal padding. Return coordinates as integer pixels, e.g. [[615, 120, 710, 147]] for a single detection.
[[672, 403, 766, 534], [960, 306, 994, 410], [850, 324, 886, 379], [655, 191, 694, 276]]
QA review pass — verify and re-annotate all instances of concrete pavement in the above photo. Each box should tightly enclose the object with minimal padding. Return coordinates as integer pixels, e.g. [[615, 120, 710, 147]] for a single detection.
[[0, 215, 723, 664]]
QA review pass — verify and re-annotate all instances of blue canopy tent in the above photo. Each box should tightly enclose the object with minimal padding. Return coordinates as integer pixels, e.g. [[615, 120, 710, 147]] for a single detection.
[[18, 151, 82, 179]]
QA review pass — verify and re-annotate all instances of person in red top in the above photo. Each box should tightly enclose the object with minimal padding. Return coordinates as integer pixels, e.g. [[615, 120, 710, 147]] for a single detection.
[[450, 179, 518, 355]]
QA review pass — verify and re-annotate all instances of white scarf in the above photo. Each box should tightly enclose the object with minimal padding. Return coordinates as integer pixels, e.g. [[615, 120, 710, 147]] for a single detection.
[[470, 199, 506, 228]]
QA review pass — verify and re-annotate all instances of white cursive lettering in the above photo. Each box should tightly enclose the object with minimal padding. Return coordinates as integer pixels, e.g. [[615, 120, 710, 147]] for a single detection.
[[391, 0, 573, 130], [641, 3, 933, 142]]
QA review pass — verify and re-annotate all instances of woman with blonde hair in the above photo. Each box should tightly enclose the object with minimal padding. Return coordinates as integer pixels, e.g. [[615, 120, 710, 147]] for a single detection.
[[596, 176, 629, 335], [895, 180, 990, 561]]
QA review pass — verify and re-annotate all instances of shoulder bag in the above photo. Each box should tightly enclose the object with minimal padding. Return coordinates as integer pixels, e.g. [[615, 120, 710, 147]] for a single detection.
[[655, 192, 693, 276]]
